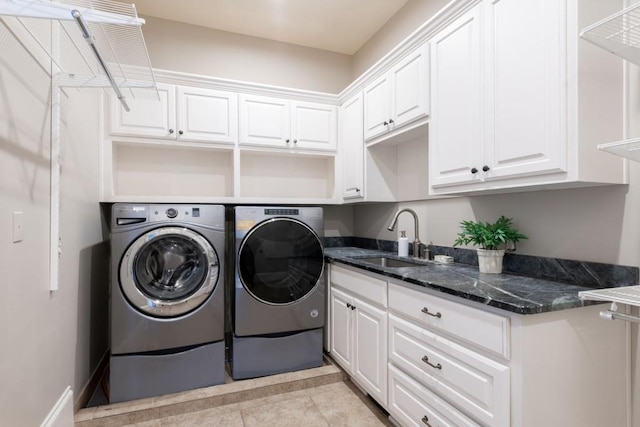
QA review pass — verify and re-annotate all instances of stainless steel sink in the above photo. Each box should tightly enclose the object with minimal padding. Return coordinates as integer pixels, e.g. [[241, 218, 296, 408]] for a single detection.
[[356, 256, 423, 268]]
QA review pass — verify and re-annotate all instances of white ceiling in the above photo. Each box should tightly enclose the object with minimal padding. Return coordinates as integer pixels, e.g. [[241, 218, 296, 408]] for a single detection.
[[124, 0, 409, 55]]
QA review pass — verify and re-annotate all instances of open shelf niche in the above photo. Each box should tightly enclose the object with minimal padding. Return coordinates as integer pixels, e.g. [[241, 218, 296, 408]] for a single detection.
[[239, 149, 336, 200], [107, 140, 234, 200]]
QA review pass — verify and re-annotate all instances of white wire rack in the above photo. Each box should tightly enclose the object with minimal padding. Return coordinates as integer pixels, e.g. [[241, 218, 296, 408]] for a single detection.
[[597, 137, 640, 162], [580, 4, 640, 162], [579, 286, 640, 324], [580, 286, 640, 306], [580, 2, 640, 67], [0, 0, 157, 110]]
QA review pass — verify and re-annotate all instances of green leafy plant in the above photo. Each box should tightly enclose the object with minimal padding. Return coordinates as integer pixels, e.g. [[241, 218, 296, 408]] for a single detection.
[[453, 216, 528, 250]]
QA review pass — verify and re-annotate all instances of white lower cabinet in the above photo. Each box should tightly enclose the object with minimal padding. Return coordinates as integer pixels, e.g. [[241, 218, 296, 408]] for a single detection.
[[388, 313, 509, 427], [329, 265, 387, 406], [329, 266, 627, 427], [388, 364, 479, 427]]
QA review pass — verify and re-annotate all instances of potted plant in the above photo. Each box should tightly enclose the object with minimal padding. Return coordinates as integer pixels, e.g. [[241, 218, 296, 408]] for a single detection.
[[453, 216, 528, 274]]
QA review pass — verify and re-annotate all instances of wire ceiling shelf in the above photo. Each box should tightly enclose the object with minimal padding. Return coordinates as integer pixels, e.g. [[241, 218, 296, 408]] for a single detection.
[[0, 0, 158, 111], [580, 3, 640, 162]]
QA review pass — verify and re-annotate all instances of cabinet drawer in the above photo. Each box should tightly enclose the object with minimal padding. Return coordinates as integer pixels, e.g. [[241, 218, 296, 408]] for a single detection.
[[389, 314, 509, 427], [388, 364, 479, 427], [389, 283, 509, 358], [330, 264, 387, 307]]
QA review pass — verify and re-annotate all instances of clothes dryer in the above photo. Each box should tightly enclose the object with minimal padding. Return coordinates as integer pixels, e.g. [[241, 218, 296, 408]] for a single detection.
[[231, 206, 325, 379], [109, 204, 225, 403]]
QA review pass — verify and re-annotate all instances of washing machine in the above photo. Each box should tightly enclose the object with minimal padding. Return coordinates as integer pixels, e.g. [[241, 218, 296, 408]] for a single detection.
[[109, 204, 226, 403], [231, 206, 325, 379]]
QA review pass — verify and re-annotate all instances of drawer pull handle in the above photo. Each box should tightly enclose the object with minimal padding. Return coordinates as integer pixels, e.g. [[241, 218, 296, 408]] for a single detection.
[[421, 307, 442, 318], [421, 355, 442, 370], [421, 415, 432, 426]]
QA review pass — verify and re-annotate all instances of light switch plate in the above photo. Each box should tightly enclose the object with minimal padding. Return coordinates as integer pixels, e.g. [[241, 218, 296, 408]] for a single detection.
[[13, 211, 23, 243]]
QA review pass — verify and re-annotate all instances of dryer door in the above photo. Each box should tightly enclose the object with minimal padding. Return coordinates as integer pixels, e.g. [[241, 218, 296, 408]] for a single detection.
[[238, 218, 324, 305], [120, 227, 220, 317]]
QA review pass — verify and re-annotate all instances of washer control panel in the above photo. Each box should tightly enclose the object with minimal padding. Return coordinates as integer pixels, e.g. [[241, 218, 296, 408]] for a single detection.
[[165, 208, 178, 218], [111, 204, 224, 230]]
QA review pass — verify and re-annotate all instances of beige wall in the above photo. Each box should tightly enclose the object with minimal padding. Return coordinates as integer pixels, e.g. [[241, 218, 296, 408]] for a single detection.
[[354, 184, 636, 264], [142, 16, 353, 93], [352, 0, 450, 78], [0, 18, 106, 425]]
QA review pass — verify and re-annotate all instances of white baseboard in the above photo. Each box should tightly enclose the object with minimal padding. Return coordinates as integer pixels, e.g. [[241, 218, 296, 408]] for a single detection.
[[41, 386, 74, 427]]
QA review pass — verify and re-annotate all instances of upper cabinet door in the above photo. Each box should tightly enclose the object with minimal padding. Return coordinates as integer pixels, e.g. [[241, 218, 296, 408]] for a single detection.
[[239, 94, 291, 148], [391, 44, 430, 128], [482, 0, 566, 180], [363, 43, 430, 142], [291, 101, 337, 150], [429, 8, 483, 188], [110, 83, 176, 139], [363, 74, 391, 140], [176, 86, 238, 144], [341, 93, 364, 200]]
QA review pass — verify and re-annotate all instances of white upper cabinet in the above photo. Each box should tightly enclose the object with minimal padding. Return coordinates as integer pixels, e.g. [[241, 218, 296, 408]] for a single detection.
[[110, 83, 176, 139], [291, 101, 338, 150], [238, 94, 290, 147], [239, 94, 337, 151], [363, 44, 430, 142], [110, 83, 237, 144], [340, 93, 364, 200], [429, 0, 625, 195], [429, 7, 482, 188], [175, 86, 238, 144], [482, 0, 565, 181]]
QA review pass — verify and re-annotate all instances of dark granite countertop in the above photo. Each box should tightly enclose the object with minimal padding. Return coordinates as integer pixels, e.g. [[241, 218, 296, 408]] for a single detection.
[[325, 247, 609, 315]]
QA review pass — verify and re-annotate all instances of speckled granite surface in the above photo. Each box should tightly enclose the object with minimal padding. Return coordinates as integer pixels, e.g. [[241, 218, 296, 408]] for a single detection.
[[324, 246, 638, 315]]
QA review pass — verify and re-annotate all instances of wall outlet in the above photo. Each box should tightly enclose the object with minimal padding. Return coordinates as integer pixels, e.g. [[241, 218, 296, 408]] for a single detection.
[[13, 211, 23, 243]]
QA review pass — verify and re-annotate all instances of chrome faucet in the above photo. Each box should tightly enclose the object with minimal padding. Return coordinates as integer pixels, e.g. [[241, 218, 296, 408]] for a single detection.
[[387, 208, 424, 259]]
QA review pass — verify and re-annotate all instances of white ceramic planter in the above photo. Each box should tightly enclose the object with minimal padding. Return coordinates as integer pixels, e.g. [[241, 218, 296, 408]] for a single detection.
[[477, 249, 505, 274]]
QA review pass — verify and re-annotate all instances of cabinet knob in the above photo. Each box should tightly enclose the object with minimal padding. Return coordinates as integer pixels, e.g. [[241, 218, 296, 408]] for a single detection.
[[285, 139, 290, 144], [169, 129, 174, 134], [346, 302, 351, 308], [294, 139, 298, 144], [421, 355, 442, 370], [383, 121, 389, 126], [471, 167, 478, 174], [351, 304, 356, 310], [482, 165, 490, 172], [355, 188, 360, 193], [421, 307, 442, 318], [421, 415, 432, 426], [178, 130, 184, 135], [388, 118, 394, 124]]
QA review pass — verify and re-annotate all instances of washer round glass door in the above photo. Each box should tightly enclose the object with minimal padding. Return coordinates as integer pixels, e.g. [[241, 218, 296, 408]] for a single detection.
[[238, 218, 324, 305], [120, 226, 220, 317]]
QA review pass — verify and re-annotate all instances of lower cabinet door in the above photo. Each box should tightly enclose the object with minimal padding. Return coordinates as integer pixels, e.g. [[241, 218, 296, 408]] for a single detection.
[[353, 296, 388, 406], [388, 364, 479, 427], [330, 287, 353, 373]]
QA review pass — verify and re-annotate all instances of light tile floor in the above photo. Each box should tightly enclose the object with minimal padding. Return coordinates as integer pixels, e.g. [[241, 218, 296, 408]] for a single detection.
[[121, 381, 393, 427]]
